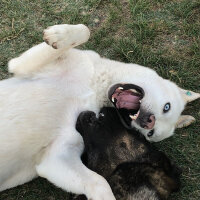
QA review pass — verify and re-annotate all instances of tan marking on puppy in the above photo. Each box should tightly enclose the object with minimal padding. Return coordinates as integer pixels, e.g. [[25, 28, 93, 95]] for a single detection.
[[138, 143, 146, 154], [148, 170, 177, 199], [121, 135, 132, 151]]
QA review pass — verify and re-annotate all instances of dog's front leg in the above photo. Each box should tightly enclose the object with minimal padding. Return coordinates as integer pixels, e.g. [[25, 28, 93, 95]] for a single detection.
[[36, 129, 115, 200], [8, 24, 90, 77]]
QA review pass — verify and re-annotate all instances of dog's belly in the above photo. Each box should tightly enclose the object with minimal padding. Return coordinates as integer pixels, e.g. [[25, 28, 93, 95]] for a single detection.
[[0, 76, 92, 186]]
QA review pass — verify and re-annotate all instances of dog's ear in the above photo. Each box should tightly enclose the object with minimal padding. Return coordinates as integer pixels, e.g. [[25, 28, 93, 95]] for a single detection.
[[180, 88, 200, 104], [176, 115, 196, 128], [176, 89, 199, 128]]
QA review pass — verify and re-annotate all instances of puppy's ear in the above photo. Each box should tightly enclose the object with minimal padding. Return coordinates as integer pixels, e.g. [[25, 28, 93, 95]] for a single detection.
[[180, 88, 200, 104], [176, 115, 196, 128]]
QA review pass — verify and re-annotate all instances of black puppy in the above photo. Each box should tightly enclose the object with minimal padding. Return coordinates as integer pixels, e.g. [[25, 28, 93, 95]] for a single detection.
[[75, 107, 181, 200]]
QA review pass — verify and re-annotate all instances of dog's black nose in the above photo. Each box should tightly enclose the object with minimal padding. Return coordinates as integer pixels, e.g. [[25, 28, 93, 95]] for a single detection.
[[145, 115, 155, 129], [137, 112, 155, 130]]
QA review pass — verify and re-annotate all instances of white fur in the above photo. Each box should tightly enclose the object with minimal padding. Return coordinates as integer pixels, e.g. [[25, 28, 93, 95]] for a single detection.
[[0, 24, 197, 198]]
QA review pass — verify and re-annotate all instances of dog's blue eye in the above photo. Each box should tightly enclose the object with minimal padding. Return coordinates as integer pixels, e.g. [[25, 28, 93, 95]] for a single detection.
[[163, 103, 170, 113]]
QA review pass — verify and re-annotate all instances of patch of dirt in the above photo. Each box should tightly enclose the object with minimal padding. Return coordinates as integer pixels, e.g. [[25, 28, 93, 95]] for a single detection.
[[153, 33, 193, 61], [87, 3, 109, 31], [82, 0, 131, 39], [113, 0, 132, 39]]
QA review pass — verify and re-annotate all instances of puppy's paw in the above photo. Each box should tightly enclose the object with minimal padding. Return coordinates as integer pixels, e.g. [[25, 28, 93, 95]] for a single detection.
[[43, 24, 90, 49]]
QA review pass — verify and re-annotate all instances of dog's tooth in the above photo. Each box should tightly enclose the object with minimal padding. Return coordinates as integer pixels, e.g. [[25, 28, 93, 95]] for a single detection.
[[112, 96, 115, 102], [130, 89, 139, 94], [118, 87, 123, 90], [135, 113, 139, 118], [139, 100, 141, 103], [129, 114, 137, 120]]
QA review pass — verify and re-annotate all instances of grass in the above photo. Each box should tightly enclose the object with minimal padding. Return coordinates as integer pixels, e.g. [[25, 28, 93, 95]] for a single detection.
[[0, 0, 199, 199]]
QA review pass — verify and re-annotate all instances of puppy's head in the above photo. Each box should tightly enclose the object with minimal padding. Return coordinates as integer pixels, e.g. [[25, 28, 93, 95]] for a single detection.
[[76, 107, 125, 143], [108, 80, 200, 142], [76, 107, 149, 177]]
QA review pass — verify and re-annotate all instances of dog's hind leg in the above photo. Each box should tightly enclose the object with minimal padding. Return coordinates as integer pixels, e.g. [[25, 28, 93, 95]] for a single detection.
[[8, 24, 90, 77], [36, 128, 115, 200], [0, 167, 37, 191]]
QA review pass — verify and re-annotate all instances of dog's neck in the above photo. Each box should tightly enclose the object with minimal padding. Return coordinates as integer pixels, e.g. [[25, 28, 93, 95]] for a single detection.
[[91, 58, 150, 109]]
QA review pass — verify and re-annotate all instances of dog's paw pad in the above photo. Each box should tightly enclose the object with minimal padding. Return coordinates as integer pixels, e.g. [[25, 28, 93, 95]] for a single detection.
[[52, 42, 58, 49], [43, 26, 61, 49]]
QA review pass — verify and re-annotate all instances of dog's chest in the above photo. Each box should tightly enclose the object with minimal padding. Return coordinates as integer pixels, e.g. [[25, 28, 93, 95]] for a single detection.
[[91, 67, 113, 109]]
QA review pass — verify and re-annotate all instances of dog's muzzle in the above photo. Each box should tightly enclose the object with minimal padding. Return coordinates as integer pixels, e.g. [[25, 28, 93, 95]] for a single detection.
[[108, 83, 155, 130]]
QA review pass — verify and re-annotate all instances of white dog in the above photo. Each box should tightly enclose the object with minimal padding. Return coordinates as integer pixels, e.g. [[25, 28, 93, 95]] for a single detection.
[[0, 24, 199, 200]]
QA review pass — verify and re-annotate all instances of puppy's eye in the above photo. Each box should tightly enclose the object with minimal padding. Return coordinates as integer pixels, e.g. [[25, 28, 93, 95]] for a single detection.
[[99, 112, 105, 118], [163, 103, 170, 113]]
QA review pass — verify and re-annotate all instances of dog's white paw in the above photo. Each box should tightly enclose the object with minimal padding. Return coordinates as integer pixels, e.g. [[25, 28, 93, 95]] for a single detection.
[[8, 57, 21, 74], [43, 24, 90, 49], [86, 175, 116, 200]]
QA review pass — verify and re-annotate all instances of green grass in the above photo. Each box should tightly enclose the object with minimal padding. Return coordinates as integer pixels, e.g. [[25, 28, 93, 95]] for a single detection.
[[0, 0, 199, 199]]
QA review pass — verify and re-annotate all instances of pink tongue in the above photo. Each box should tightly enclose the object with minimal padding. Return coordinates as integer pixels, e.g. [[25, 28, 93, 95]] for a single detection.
[[112, 90, 141, 109]]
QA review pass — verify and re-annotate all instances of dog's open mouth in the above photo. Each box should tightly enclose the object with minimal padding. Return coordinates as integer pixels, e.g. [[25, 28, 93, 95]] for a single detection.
[[108, 84, 144, 129]]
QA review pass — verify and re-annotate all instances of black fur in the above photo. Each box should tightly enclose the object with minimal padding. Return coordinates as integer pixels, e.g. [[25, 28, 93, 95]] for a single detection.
[[75, 107, 181, 200]]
